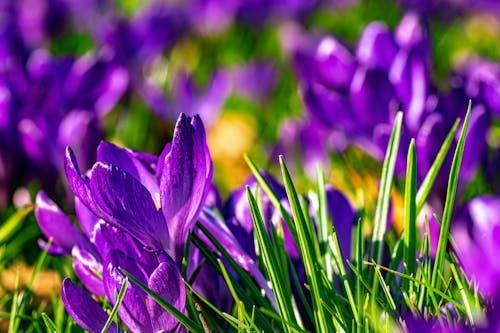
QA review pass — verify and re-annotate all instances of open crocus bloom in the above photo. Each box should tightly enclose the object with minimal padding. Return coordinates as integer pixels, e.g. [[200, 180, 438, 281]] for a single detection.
[[65, 113, 212, 263]]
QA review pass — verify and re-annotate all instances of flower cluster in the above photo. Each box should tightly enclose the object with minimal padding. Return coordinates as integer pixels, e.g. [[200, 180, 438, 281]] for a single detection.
[[35, 112, 357, 332], [285, 12, 494, 201]]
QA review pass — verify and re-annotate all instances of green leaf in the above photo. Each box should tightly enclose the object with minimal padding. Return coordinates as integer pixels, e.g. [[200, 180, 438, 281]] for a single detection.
[[403, 139, 417, 293], [41, 313, 59, 333], [0, 205, 33, 245], [246, 186, 298, 333], [279, 156, 334, 332], [416, 119, 460, 214], [431, 101, 471, 292], [371, 111, 403, 265], [8, 265, 21, 333], [101, 278, 128, 333]]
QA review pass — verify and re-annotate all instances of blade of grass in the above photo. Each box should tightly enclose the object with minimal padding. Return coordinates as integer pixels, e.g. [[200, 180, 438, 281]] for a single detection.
[[369, 112, 402, 319], [355, 217, 365, 333], [371, 111, 403, 265], [449, 259, 474, 325], [431, 101, 471, 292], [100, 278, 128, 333], [7, 265, 21, 333], [416, 119, 460, 214], [41, 313, 59, 333], [184, 281, 249, 331], [374, 264, 397, 314], [0, 205, 33, 244], [244, 155, 298, 242], [247, 186, 298, 333], [190, 230, 275, 332], [403, 139, 417, 295], [316, 164, 333, 280], [13, 239, 52, 332], [194, 222, 274, 309], [279, 156, 333, 332]]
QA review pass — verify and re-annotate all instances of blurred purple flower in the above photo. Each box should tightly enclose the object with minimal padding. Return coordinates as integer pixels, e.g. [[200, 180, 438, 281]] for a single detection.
[[285, 12, 492, 198], [0, 46, 127, 207], [453, 196, 500, 299], [171, 70, 231, 127]]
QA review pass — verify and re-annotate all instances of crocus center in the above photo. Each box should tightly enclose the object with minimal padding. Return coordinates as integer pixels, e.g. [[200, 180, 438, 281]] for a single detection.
[[154, 193, 161, 210]]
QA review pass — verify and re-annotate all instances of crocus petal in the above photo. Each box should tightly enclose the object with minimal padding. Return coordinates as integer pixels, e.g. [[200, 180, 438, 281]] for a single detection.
[[96, 141, 160, 202], [64, 146, 107, 219], [459, 105, 489, 186], [38, 238, 66, 256], [160, 113, 212, 263], [35, 190, 92, 255], [92, 221, 158, 272], [350, 67, 395, 131], [75, 197, 100, 238], [62, 278, 117, 333], [103, 250, 153, 333], [302, 82, 352, 129], [72, 245, 105, 297], [89, 162, 169, 251], [356, 22, 398, 71], [326, 187, 355, 257], [389, 47, 429, 131], [314, 36, 356, 91], [58, 110, 100, 172], [148, 258, 186, 331]]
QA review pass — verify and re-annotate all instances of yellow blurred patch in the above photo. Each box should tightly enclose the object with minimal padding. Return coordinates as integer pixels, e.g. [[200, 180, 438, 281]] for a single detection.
[[329, 146, 405, 235], [207, 113, 256, 195], [1, 262, 61, 297]]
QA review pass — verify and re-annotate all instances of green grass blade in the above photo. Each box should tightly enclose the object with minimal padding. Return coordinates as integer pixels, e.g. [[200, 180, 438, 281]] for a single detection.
[[403, 139, 417, 293], [431, 101, 471, 292], [119, 268, 205, 333], [416, 119, 460, 214], [41, 313, 59, 333], [354, 216, 365, 333], [101, 278, 128, 333], [449, 259, 474, 325], [244, 155, 298, 242], [371, 112, 403, 266], [246, 186, 298, 332], [8, 265, 21, 333], [316, 164, 332, 281], [194, 223, 274, 309], [374, 264, 397, 313], [13, 239, 52, 332], [279, 156, 333, 332], [0, 205, 33, 244], [184, 280, 248, 331]]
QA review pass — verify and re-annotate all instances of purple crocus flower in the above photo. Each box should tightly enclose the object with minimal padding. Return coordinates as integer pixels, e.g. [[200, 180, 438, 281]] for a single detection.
[[284, 12, 492, 202], [224, 171, 299, 259], [65, 113, 211, 263], [453, 196, 500, 299], [0, 44, 127, 207], [171, 70, 231, 127], [94, 1, 187, 118], [36, 112, 280, 330], [36, 191, 187, 332], [62, 278, 119, 333]]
